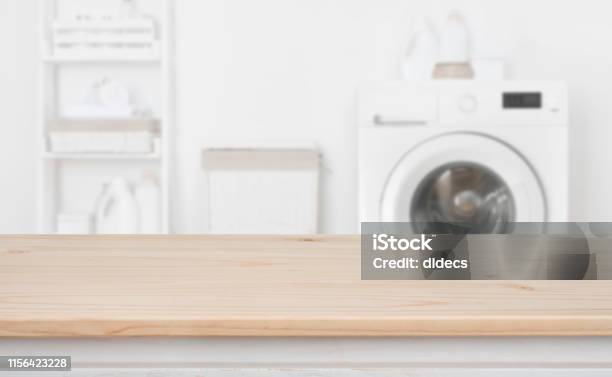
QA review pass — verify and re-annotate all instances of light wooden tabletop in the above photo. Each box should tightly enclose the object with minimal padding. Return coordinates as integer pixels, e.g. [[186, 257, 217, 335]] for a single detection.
[[1, 235, 612, 337]]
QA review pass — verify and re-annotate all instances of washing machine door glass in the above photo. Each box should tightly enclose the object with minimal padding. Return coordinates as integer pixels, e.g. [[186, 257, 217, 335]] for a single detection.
[[410, 162, 515, 233], [381, 133, 546, 231]]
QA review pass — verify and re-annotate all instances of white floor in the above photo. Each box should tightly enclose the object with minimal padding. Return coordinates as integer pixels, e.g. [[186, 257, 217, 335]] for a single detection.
[[2, 337, 612, 374], [12, 369, 612, 377]]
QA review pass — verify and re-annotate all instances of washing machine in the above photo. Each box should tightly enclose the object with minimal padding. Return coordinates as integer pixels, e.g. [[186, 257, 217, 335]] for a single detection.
[[358, 81, 568, 232]]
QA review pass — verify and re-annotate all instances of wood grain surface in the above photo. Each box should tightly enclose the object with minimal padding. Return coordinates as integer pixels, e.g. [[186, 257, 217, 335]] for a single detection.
[[1, 235, 612, 337]]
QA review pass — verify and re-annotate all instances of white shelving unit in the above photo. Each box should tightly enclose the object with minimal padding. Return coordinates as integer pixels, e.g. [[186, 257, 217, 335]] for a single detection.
[[37, 0, 173, 234]]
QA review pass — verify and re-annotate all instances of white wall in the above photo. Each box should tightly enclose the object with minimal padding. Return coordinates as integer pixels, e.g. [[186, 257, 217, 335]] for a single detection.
[[3, 0, 612, 233], [0, 0, 37, 233]]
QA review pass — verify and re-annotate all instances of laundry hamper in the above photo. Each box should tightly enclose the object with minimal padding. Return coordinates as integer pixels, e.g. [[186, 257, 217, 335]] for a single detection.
[[202, 148, 320, 234]]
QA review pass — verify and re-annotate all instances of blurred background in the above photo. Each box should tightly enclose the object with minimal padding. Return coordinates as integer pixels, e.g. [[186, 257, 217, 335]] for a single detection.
[[1, 0, 612, 234]]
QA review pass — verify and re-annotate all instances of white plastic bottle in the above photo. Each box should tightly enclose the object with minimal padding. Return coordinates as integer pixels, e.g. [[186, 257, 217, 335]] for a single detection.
[[134, 171, 161, 234], [433, 10, 474, 79], [95, 177, 140, 234], [401, 16, 439, 81]]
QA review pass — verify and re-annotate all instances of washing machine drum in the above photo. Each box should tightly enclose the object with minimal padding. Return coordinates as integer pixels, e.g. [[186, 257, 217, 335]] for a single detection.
[[381, 133, 546, 233]]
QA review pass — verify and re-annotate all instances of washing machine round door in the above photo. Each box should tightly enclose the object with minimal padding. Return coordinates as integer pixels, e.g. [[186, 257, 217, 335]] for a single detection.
[[381, 133, 546, 233]]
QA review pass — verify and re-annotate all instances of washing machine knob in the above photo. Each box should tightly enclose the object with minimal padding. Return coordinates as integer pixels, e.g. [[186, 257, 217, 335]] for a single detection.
[[458, 94, 478, 113]]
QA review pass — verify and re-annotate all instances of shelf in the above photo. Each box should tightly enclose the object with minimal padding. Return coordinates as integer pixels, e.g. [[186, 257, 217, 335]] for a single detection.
[[38, 0, 173, 234], [42, 55, 161, 64], [43, 152, 161, 161]]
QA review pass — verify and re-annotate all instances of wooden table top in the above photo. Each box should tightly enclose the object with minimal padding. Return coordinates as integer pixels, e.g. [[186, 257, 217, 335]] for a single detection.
[[1, 235, 611, 337]]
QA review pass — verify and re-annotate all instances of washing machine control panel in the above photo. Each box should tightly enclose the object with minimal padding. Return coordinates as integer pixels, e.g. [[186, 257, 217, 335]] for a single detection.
[[359, 82, 568, 128], [503, 92, 542, 109], [438, 84, 567, 126]]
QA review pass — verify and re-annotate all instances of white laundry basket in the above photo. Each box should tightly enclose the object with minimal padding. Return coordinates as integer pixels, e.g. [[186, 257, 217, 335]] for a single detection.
[[202, 148, 320, 234]]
